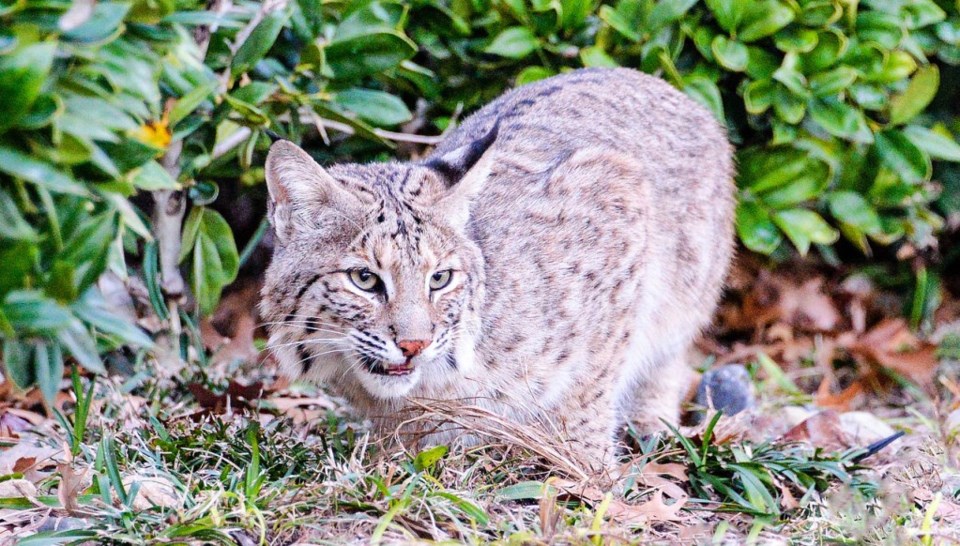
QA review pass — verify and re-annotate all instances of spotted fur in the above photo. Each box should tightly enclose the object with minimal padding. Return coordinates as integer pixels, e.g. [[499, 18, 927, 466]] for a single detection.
[[260, 68, 735, 470]]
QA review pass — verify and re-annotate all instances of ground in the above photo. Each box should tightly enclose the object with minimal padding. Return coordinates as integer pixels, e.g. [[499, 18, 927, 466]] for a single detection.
[[1, 256, 959, 545]]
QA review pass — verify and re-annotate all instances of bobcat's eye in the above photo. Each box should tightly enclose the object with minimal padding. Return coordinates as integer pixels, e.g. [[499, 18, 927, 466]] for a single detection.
[[349, 268, 381, 292], [429, 270, 453, 291]]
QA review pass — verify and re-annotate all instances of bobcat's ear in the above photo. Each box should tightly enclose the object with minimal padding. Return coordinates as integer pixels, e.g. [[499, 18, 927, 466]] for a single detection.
[[426, 121, 499, 230], [265, 140, 362, 242]]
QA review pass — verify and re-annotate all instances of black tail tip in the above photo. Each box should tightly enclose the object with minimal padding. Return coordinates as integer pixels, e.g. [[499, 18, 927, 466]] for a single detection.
[[851, 430, 906, 463]]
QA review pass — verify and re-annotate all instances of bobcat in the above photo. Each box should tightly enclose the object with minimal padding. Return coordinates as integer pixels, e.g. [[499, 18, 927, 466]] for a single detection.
[[261, 68, 735, 469]]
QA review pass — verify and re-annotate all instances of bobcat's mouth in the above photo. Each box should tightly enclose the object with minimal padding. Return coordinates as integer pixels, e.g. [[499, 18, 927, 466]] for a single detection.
[[361, 355, 415, 376]]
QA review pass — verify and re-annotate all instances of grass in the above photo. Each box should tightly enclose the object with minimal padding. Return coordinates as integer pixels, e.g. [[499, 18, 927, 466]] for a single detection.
[[2, 353, 959, 545]]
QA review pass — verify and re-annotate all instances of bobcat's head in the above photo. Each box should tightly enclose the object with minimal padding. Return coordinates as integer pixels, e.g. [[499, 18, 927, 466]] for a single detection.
[[260, 126, 497, 400]]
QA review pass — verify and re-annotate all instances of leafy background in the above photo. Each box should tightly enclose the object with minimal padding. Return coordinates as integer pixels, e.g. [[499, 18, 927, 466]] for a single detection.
[[1, 0, 959, 412], [2, 1, 960, 543]]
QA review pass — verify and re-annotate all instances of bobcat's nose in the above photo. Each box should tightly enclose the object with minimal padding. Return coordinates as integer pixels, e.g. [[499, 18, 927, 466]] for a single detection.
[[397, 339, 431, 358]]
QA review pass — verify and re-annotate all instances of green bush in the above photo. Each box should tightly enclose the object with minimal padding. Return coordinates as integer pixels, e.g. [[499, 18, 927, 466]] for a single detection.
[[1, 0, 959, 396]]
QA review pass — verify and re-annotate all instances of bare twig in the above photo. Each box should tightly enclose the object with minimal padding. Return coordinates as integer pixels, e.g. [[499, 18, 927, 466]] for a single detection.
[[211, 127, 252, 161], [153, 140, 187, 302]]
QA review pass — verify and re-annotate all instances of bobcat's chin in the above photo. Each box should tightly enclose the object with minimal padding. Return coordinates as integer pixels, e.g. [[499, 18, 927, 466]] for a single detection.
[[356, 358, 423, 400], [354, 350, 460, 399]]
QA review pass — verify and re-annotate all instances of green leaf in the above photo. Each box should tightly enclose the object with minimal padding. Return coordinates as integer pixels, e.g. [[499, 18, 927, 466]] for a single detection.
[[800, 29, 847, 73], [579, 46, 618, 68], [222, 93, 270, 125], [16, 529, 99, 546], [810, 66, 858, 96], [866, 50, 917, 84], [231, 10, 289, 76], [484, 27, 539, 59], [45, 261, 77, 303], [169, 79, 218, 127], [902, 125, 960, 162], [230, 81, 278, 106], [57, 319, 106, 374], [496, 481, 556, 501], [62, 2, 131, 43], [516, 66, 555, 86], [598, 5, 640, 41], [762, 170, 830, 208], [34, 342, 63, 404], [324, 31, 417, 80], [772, 209, 839, 255], [873, 130, 931, 182], [334, 1, 406, 40], [72, 289, 153, 348], [683, 76, 724, 121], [334, 89, 412, 127], [774, 27, 818, 53], [744, 79, 774, 114], [0, 146, 88, 196], [772, 54, 808, 96], [431, 491, 490, 525], [18, 93, 59, 130], [413, 445, 448, 472], [888, 65, 939, 126], [856, 11, 903, 49], [60, 213, 118, 294], [0, 190, 37, 240], [705, 0, 745, 32], [745, 47, 780, 79], [738, 146, 823, 193], [0, 241, 37, 297], [2, 291, 73, 333], [798, 0, 842, 26], [310, 100, 393, 148], [773, 85, 806, 124], [903, 0, 946, 29], [131, 160, 180, 191], [828, 191, 882, 234], [647, 0, 698, 32], [2, 340, 34, 390], [711, 35, 749, 72], [182, 208, 239, 316], [738, 0, 795, 42], [0, 42, 56, 134], [809, 98, 873, 143], [736, 201, 783, 254]]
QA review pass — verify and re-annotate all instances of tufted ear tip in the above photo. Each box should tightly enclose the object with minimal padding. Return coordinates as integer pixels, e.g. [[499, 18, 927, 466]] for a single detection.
[[424, 119, 500, 185]]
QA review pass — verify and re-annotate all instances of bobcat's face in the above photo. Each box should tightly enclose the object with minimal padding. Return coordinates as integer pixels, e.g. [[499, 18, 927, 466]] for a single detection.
[[261, 133, 496, 399]]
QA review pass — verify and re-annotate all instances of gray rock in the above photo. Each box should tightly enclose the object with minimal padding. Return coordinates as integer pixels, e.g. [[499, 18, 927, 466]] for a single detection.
[[690, 364, 756, 425]]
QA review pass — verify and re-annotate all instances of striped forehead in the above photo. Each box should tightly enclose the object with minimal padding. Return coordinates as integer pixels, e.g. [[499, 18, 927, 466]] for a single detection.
[[356, 194, 431, 265]]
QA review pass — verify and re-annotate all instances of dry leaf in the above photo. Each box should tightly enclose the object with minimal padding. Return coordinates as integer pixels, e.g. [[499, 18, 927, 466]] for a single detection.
[[12, 457, 36, 474], [779, 481, 799, 510], [553, 479, 687, 525], [0, 479, 38, 499], [539, 478, 561, 542], [848, 319, 939, 387], [781, 410, 849, 451], [816, 380, 865, 411], [57, 462, 89, 514], [642, 461, 688, 482], [124, 474, 181, 510], [605, 490, 687, 524]]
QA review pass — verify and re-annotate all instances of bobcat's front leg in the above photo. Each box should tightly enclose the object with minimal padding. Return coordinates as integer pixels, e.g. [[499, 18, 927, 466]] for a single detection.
[[551, 382, 621, 475]]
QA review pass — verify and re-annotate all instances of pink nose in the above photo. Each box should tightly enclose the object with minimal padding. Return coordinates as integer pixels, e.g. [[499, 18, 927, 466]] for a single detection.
[[397, 339, 430, 358]]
